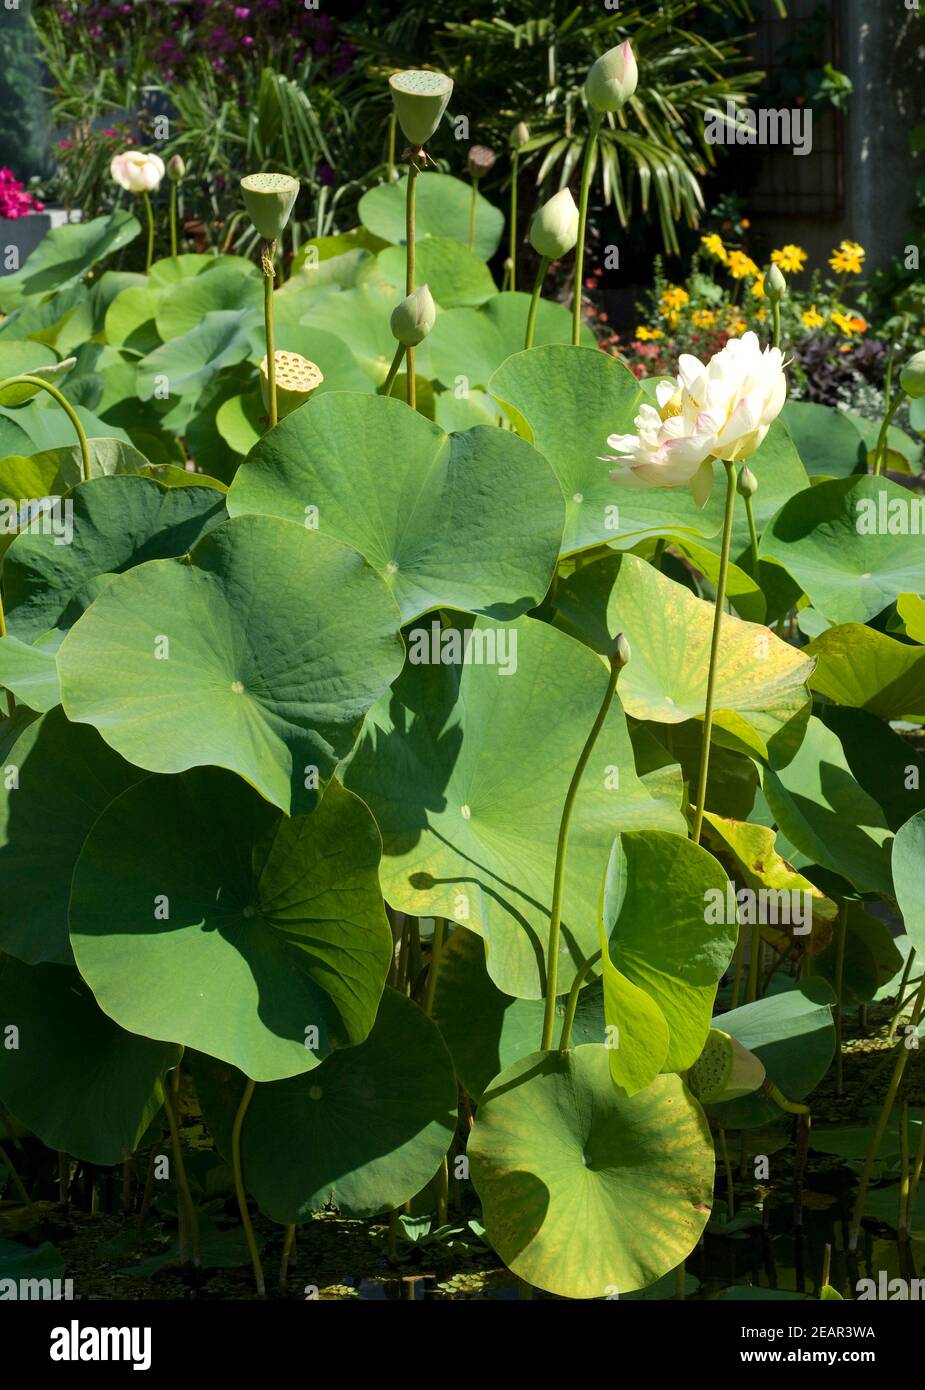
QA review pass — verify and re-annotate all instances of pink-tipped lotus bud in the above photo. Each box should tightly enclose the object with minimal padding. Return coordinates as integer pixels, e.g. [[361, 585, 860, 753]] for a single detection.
[[585, 41, 638, 114], [167, 154, 186, 182]]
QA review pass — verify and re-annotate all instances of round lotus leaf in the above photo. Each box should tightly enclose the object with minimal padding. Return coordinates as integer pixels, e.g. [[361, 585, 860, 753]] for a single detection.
[[57, 515, 404, 815], [2, 473, 226, 643], [893, 808, 925, 956], [69, 770, 392, 1082], [0, 630, 60, 712], [555, 552, 813, 763], [296, 282, 400, 385], [359, 173, 503, 261], [0, 956, 179, 1165], [342, 615, 686, 999], [417, 297, 593, 395], [780, 399, 865, 478], [227, 392, 564, 624], [760, 475, 925, 625], [0, 707, 143, 965], [806, 623, 925, 722], [191, 988, 456, 1221], [136, 309, 261, 406], [155, 260, 260, 341], [469, 1050, 714, 1298], [376, 239, 497, 308]]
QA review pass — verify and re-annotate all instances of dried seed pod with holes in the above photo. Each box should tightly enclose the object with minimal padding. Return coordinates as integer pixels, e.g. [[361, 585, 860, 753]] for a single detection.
[[259, 351, 323, 420], [686, 1029, 766, 1104], [389, 69, 454, 148], [240, 173, 300, 242], [467, 145, 497, 180]]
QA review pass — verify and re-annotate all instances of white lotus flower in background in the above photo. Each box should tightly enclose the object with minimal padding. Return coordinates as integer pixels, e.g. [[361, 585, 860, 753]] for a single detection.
[[604, 331, 787, 506], [110, 150, 165, 194]]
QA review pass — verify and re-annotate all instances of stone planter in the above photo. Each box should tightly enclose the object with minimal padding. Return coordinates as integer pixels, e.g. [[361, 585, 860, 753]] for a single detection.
[[0, 208, 80, 276]]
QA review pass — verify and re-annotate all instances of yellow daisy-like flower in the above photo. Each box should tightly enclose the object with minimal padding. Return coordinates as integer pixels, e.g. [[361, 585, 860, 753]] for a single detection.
[[691, 308, 716, 329], [771, 244, 808, 274], [701, 233, 727, 263], [635, 326, 664, 341], [829, 240, 865, 275], [727, 250, 760, 280], [725, 315, 747, 335], [830, 310, 866, 336], [801, 305, 825, 330], [751, 273, 766, 299], [660, 285, 690, 313], [756, 308, 767, 322]]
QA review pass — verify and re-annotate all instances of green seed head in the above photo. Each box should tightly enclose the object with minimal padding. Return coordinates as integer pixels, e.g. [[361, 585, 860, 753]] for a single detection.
[[390, 285, 436, 347], [389, 69, 454, 148], [900, 349, 925, 400], [240, 172, 300, 241], [260, 350, 323, 419], [687, 1029, 765, 1104]]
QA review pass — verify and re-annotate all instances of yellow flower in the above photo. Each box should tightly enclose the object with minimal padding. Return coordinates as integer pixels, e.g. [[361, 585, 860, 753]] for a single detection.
[[830, 310, 866, 336], [756, 307, 767, 322], [725, 315, 747, 335], [691, 308, 716, 329], [751, 273, 766, 299], [727, 250, 760, 280], [771, 244, 808, 274], [801, 305, 825, 330], [701, 233, 727, 263], [829, 240, 865, 275], [660, 285, 690, 313], [635, 326, 664, 341]]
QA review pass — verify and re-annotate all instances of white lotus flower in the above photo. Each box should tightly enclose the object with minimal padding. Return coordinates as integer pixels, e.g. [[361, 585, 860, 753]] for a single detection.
[[604, 332, 787, 506], [110, 150, 165, 195]]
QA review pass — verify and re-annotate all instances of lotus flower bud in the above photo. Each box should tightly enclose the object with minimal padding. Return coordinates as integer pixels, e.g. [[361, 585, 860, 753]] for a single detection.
[[528, 188, 579, 260], [900, 349, 925, 400], [390, 285, 436, 347], [389, 69, 453, 148], [167, 154, 186, 182], [766, 263, 787, 302], [510, 121, 530, 150], [260, 351, 323, 420], [240, 172, 299, 241], [612, 632, 631, 670], [585, 41, 638, 114], [686, 1029, 766, 1105], [737, 464, 758, 498], [467, 145, 496, 180]]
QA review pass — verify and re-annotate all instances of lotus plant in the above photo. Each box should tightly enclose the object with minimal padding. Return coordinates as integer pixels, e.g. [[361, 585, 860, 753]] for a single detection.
[[111, 149, 165, 273], [525, 188, 579, 350], [466, 145, 496, 253], [260, 351, 323, 420], [507, 121, 530, 291], [386, 285, 436, 396], [166, 154, 185, 259], [240, 172, 300, 429]]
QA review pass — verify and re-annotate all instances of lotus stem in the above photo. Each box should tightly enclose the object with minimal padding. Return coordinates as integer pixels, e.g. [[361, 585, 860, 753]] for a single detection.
[[435, 1156, 449, 1226], [744, 492, 759, 574], [692, 459, 737, 844], [279, 1223, 296, 1292], [771, 299, 781, 351], [509, 151, 519, 291], [899, 1101, 911, 1236], [524, 255, 550, 351], [889, 948, 917, 1037], [163, 1072, 200, 1268], [387, 111, 398, 183], [405, 155, 420, 411], [232, 1077, 265, 1295], [383, 342, 405, 398], [0, 375, 91, 482], [761, 1079, 810, 1115], [558, 948, 601, 1052], [572, 111, 602, 346], [422, 918, 445, 1017], [718, 1125, 735, 1220], [169, 181, 178, 258], [541, 646, 625, 1051], [261, 240, 277, 429], [834, 900, 847, 1096], [142, 191, 155, 274], [730, 923, 745, 1009], [906, 1106, 925, 1232], [468, 179, 478, 253], [873, 390, 905, 477]]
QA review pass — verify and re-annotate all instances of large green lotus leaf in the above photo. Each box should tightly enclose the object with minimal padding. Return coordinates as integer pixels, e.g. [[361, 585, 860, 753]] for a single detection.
[[342, 616, 686, 999], [600, 831, 735, 1089], [780, 400, 864, 479], [359, 173, 504, 260], [893, 809, 925, 956], [215, 390, 265, 457], [191, 988, 455, 1221], [418, 297, 593, 395], [227, 392, 563, 623], [375, 238, 497, 308], [695, 421, 811, 571], [760, 476, 925, 625], [898, 592, 925, 643], [432, 925, 604, 1099], [57, 516, 404, 815], [0, 956, 179, 1165], [844, 410, 922, 476], [814, 901, 903, 1005], [762, 715, 894, 897], [155, 260, 261, 341], [3, 474, 227, 643], [555, 553, 813, 763], [297, 282, 397, 385], [0, 401, 132, 454], [0, 211, 140, 310], [149, 253, 231, 287], [434, 387, 504, 432], [0, 631, 61, 711], [260, 324, 371, 393], [136, 309, 261, 404], [710, 979, 835, 1129], [0, 706, 142, 964], [0, 1240, 65, 1282], [0, 340, 57, 381], [469, 1051, 713, 1298], [489, 346, 724, 554], [806, 624, 925, 721], [672, 537, 766, 623], [69, 770, 392, 1082], [818, 705, 925, 834], [105, 284, 162, 354], [0, 282, 86, 350]]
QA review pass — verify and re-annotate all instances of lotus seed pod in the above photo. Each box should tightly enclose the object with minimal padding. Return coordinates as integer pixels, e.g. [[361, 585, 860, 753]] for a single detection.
[[585, 41, 638, 114], [900, 349, 925, 400], [612, 632, 631, 669], [528, 187, 579, 260], [167, 154, 186, 182], [240, 172, 300, 241], [766, 263, 787, 302], [259, 351, 323, 419], [390, 285, 436, 347], [467, 145, 497, 180], [389, 69, 454, 148], [686, 1029, 766, 1104], [737, 464, 758, 497], [511, 121, 530, 149]]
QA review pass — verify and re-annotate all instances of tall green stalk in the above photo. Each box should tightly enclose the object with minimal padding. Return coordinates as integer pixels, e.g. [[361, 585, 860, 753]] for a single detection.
[[232, 1077, 265, 1295], [142, 191, 155, 274], [467, 179, 478, 253], [261, 240, 277, 429], [509, 150, 519, 291], [163, 1066, 201, 1268], [874, 391, 906, 477], [524, 256, 550, 350], [0, 375, 90, 481], [691, 459, 737, 844], [572, 112, 602, 346], [383, 342, 405, 398], [169, 181, 178, 258], [405, 158, 420, 410]]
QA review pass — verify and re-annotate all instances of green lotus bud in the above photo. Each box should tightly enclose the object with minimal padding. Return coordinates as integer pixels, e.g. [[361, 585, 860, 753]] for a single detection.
[[612, 632, 631, 670], [467, 145, 497, 180], [510, 121, 530, 150], [766, 263, 787, 302], [167, 154, 185, 182], [260, 351, 323, 419], [737, 464, 758, 497], [388, 69, 454, 148], [390, 285, 436, 347], [528, 188, 579, 260], [900, 349, 925, 400], [686, 1029, 766, 1104], [240, 172, 300, 241], [585, 41, 638, 114], [0, 356, 77, 407]]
